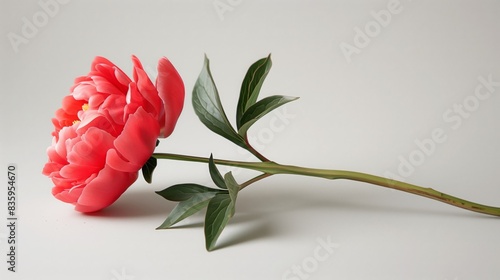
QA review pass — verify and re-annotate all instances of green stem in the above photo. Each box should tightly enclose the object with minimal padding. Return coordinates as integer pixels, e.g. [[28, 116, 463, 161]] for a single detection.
[[152, 152, 500, 217], [240, 173, 273, 190], [244, 136, 270, 162]]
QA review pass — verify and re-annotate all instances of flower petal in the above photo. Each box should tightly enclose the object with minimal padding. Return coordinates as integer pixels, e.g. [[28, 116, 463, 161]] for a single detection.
[[74, 164, 138, 212], [77, 111, 116, 136], [131, 55, 161, 117], [106, 107, 159, 172], [53, 184, 84, 204], [156, 57, 185, 138], [67, 127, 115, 167], [91, 56, 131, 92]]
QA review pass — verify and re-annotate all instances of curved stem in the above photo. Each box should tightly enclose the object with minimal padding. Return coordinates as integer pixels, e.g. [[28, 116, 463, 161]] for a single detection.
[[244, 136, 270, 162], [152, 152, 500, 217], [240, 173, 273, 190]]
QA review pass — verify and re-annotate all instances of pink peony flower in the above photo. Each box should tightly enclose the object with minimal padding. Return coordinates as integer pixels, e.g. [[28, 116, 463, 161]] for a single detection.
[[43, 56, 184, 212]]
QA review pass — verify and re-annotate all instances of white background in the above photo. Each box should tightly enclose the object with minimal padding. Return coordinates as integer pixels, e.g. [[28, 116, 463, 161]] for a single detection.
[[1, 0, 500, 279]]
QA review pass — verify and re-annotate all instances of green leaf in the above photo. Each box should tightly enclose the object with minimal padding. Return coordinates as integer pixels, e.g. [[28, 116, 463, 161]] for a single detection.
[[209, 154, 227, 189], [236, 55, 273, 129], [192, 55, 247, 148], [238, 95, 298, 136], [204, 173, 240, 251], [156, 192, 218, 229], [141, 140, 160, 183], [224, 172, 239, 217], [141, 156, 157, 184], [156, 184, 223, 202], [204, 193, 234, 251]]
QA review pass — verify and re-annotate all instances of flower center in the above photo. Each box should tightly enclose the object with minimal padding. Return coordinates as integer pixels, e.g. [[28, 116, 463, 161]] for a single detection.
[[72, 103, 89, 125]]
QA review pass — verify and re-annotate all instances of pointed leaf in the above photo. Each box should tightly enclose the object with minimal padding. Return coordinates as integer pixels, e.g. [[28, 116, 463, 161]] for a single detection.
[[224, 172, 240, 217], [209, 154, 226, 189], [156, 184, 223, 202], [157, 192, 218, 229], [238, 95, 298, 136], [204, 193, 235, 251], [236, 55, 272, 129], [141, 156, 157, 184], [192, 55, 247, 148]]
